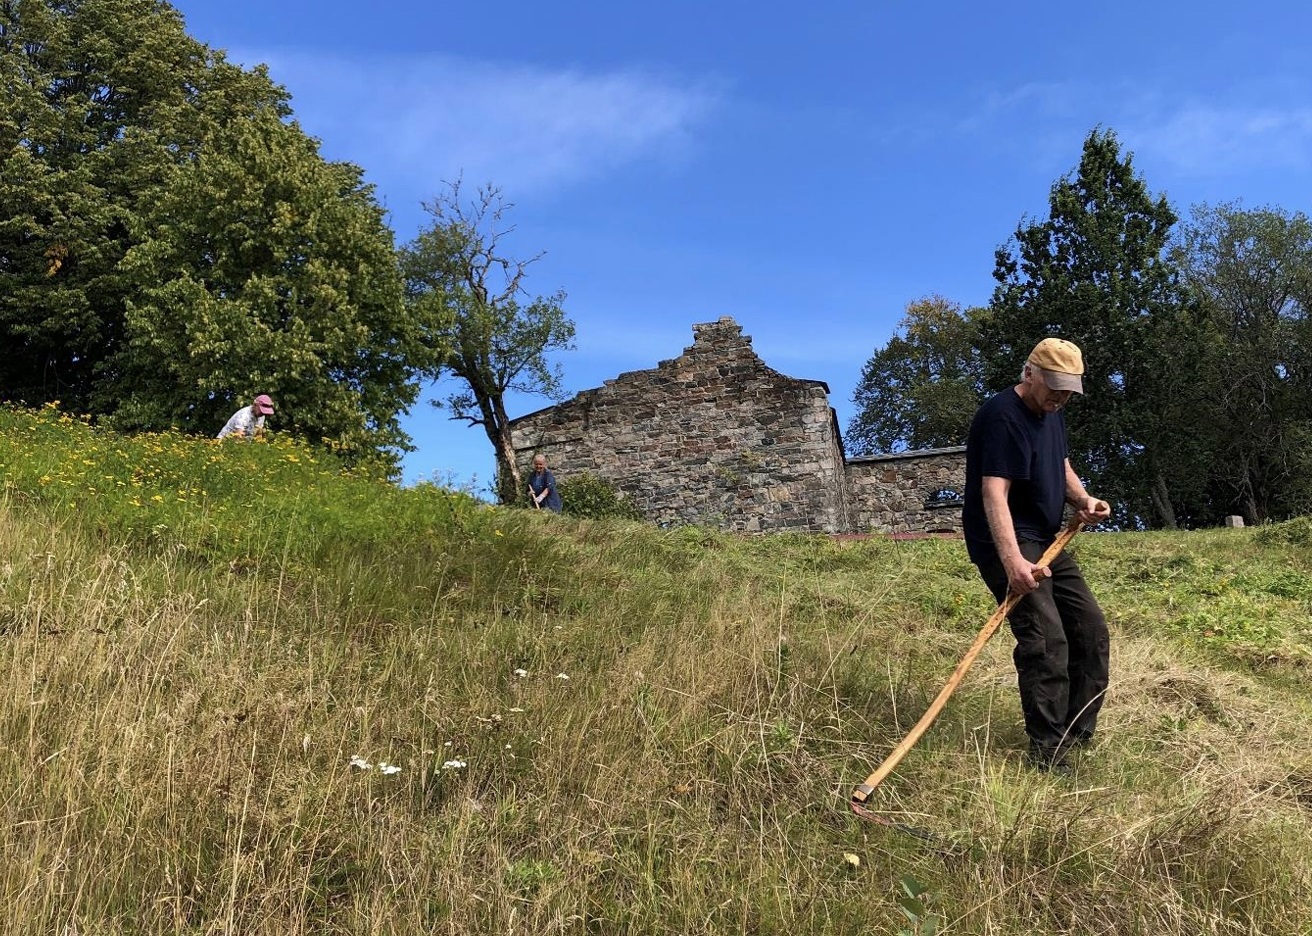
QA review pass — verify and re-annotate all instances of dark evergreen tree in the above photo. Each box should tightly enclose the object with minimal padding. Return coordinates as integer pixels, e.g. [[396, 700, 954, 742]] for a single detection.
[[987, 128, 1208, 528]]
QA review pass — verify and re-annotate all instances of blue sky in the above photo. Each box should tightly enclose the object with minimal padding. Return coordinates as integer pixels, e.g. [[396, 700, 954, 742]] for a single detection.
[[168, 0, 1312, 493]]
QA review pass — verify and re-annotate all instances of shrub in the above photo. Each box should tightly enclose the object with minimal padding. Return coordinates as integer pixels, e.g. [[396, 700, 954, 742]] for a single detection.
[[557, 473, 644, 520]]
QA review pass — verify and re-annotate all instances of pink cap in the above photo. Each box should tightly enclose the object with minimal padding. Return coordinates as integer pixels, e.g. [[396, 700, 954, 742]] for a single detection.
[[253, 394, 275, 415]]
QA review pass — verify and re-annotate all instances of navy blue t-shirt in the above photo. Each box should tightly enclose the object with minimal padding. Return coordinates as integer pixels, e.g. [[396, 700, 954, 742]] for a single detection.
[[962, 388, 1068, 565], [529, 469, 562, 512]]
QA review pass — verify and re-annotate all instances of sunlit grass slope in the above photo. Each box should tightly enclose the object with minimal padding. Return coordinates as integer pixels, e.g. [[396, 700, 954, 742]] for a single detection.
[[2, 404, 1310, 934]]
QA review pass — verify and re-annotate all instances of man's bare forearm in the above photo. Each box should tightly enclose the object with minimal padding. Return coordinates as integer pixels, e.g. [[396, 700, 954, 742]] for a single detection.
[[981, 476, 1022, 567]]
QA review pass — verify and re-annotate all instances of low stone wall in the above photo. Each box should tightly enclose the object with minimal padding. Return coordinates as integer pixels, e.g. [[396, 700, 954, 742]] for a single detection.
[[845, 447, 967, 534]]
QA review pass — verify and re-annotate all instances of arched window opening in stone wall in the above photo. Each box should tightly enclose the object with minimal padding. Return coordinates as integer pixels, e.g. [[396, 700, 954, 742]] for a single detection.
[[925, 488, 965, 510]]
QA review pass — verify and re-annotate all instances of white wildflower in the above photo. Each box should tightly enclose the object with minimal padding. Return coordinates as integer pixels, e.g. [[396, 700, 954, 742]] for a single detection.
[[379, 763, 402, 776], [555, 673, 570, 680], [348, 754, 372, 770], [513, 668, 529, 677], [441, 759, 467, 770]]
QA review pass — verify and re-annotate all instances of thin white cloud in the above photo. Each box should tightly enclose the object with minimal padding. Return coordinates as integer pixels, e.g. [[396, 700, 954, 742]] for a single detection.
[[1122, 102, 1312, 174], [228, 49, 721, 203], [946, 79, 1312, 177], [955, 81, 1081, 134]]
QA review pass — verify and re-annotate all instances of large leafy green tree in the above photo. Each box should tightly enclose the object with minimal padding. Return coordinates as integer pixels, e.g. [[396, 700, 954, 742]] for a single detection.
[[1174, 203, 1312, 522], [115, 107, 428, 464], [2, 0, 426, 468], [987, 128, 1208, 528], [400, 182, 575, 503], [847, 295, 985, 455], [0, 0, 283, 410]]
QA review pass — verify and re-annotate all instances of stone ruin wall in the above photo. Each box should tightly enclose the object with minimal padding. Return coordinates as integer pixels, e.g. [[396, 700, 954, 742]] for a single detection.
[[509, 317, 967, 535], [845, 448, 966, 535], [510, 318, 850, 532]]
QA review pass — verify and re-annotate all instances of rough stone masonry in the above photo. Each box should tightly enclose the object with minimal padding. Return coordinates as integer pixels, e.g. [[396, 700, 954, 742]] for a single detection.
[[508, 317, 965, 534]]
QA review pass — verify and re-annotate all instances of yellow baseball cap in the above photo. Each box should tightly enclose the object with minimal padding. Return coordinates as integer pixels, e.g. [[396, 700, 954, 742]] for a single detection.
[[1028, 338, 1084, 393]]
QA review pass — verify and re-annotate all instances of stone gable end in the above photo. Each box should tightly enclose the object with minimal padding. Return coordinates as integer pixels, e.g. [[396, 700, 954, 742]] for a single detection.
[[509, 317, 965, 535]]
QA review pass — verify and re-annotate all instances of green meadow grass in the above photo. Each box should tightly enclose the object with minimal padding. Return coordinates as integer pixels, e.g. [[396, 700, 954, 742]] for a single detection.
[[1, 405, 1310, 934]]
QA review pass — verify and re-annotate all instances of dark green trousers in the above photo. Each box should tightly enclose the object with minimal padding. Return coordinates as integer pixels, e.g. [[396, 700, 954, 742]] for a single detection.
[[977, 542, 1110, 756]]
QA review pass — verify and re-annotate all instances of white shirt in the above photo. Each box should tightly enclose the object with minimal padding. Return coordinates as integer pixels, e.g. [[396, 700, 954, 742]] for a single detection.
[[217, 406, 265, 439]]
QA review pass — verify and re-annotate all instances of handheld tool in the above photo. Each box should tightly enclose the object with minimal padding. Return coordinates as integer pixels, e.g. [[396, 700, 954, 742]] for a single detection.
[[850, 518, 1084, 823]]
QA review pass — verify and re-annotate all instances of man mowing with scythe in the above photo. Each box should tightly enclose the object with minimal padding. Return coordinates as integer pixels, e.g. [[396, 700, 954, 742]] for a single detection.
[[963, 337, 1112, 773]]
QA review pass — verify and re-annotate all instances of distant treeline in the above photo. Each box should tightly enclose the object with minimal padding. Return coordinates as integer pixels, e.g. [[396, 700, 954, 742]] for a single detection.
[[848, 130, 1312, 529]]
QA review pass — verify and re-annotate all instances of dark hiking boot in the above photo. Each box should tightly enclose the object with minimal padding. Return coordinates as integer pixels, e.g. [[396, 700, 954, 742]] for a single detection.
[[1026, 744, 1073, 775], [1069, 729, 1095, 748]]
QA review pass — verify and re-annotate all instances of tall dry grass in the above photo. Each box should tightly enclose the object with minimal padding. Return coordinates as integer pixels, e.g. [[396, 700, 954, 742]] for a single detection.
[[1, 407, 1311, 933]]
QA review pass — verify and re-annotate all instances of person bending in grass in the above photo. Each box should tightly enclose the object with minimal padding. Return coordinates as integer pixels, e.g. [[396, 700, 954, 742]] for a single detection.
[[218, 394, 275, 440], [527, 453, 562, 512], [963, 337, 1112, 773]]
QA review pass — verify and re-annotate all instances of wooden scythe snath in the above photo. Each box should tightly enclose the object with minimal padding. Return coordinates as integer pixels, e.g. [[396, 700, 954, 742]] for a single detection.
[[850, 518, 1084, 823]]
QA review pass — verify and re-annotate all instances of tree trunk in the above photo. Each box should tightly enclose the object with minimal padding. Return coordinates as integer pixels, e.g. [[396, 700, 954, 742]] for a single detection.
[[480, 393, 522, 505], [495, 425, 523, 505], [1150, 473, 1178, 530]]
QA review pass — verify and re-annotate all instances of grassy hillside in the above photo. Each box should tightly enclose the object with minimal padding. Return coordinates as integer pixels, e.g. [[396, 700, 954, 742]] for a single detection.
[[2, 404, 1310, 935]]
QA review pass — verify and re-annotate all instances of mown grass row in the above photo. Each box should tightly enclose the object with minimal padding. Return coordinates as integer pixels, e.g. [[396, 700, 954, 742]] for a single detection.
[[1, 405, 1310, 934]]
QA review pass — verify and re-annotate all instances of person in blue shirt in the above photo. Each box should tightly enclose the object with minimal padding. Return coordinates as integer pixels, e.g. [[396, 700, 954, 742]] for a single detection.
[[963, 337, 1111, 773], [527, 453, 562, 512]]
